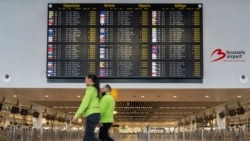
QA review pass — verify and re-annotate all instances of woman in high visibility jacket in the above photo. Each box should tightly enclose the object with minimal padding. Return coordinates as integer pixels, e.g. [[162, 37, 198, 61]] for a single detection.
[[73, 74, 101, 141]]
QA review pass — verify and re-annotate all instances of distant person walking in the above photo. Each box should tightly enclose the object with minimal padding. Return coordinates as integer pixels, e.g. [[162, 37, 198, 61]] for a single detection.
[[73, 74, 101, 141], [99, 84, 116, 141]]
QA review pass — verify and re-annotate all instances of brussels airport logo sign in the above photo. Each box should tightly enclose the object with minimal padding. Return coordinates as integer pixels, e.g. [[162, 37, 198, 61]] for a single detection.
[[211, 48, 246, 62]]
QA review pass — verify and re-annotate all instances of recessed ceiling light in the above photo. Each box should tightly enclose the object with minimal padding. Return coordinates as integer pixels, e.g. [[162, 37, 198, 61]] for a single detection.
[[205, 96, 209, 98], [141, 96, 145, 98], [13, 95, 17, 98], [238, 96, 242, 98], [173, 96, 177, 98], [77, 95, 81, 98], [45, 95, 49, 98]]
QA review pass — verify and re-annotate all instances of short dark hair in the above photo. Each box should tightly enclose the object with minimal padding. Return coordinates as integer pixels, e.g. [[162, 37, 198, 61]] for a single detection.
[[105, 84, 112, 92]]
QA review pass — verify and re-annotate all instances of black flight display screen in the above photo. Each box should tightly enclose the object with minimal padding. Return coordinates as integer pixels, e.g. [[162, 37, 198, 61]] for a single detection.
[[47, 3, 203, 83]]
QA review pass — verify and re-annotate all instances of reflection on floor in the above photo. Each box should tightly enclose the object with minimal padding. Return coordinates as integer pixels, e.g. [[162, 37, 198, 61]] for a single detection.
[[1, 128, 250, 141], [113, 133, 151, 141]]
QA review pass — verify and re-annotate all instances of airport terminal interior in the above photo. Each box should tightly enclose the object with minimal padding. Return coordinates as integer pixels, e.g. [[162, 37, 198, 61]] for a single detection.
[[1, 0, 250, 141], [1, 88, 250, 141]]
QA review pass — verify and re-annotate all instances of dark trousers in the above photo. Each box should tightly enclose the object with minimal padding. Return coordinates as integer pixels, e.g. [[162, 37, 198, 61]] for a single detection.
[[99, 123, 114, 141], [84, 113, 101, 141]]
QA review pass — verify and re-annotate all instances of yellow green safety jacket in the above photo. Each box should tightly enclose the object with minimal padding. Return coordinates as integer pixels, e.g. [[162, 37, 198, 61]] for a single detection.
[[74, 86, 100, 118], [100, 92, 115, 123]]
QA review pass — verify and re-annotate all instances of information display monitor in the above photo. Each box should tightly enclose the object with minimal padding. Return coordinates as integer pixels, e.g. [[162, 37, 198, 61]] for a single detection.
[[47, 3, 203, 83]]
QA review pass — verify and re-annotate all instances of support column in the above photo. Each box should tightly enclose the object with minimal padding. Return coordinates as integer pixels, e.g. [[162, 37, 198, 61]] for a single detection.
[[32, 106, 43, 129], [216, 106, 226, 130]]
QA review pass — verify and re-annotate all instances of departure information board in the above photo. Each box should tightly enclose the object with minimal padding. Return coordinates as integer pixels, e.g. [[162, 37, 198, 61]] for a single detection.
[[47, 3, 203, 83]]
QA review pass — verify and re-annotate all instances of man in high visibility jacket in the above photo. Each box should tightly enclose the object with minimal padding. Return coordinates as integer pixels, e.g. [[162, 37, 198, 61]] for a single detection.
[[99, 84, 116, 141]]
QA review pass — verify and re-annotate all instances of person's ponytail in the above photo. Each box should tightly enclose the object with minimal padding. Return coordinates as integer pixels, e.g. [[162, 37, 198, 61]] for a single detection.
[[87, 74, 101, 99]]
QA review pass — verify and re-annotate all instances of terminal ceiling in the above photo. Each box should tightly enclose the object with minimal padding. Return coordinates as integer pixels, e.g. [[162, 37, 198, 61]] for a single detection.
[[0, 88, 250, 125]]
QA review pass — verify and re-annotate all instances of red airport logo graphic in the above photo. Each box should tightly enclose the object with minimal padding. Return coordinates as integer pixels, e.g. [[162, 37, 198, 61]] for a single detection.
[[211, 48, 246, 62], [211, 49, 226, 62]]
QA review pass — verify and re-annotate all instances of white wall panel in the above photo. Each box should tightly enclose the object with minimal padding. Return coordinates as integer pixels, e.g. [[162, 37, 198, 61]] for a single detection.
[[0, 0, 249, 88]]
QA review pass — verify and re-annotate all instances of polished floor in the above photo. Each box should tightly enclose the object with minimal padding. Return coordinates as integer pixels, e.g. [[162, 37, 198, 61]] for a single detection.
[[1, 128, 250, 141]]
